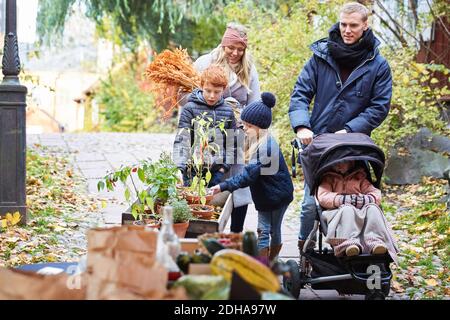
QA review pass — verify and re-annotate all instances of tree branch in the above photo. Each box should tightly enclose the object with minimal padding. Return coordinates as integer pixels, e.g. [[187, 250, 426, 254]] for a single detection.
[[425, 0, 450, 39], [375, 0, 403, 35], [373, 29, 398, 51], [372, 9, 409, 47], [375, 0, 440, 58]]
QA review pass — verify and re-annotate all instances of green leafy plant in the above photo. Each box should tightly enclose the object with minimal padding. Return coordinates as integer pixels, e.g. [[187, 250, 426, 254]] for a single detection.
[[168, 198, 193, 224], [97, 152, 179, 220], [184, 113, 227, 205]]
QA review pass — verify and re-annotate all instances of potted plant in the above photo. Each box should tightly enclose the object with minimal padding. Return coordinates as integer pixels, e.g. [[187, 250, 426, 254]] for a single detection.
[[183, 113, 227, 205], [189, 203, 215, 220], [168, 197, 193, 238], [97, 152, 179, 223], [141, 152, 179, 212]]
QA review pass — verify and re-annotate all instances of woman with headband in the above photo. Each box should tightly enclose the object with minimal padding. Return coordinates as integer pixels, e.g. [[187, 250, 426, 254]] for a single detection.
[[194, 22, 261, 233]]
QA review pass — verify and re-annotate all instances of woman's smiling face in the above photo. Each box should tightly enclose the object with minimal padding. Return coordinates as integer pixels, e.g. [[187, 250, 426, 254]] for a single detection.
[[223, 42, 246, 64]]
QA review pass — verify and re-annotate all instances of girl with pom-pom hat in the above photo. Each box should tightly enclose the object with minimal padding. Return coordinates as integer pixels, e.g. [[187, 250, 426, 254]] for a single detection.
[[210, 92, 294, 262]]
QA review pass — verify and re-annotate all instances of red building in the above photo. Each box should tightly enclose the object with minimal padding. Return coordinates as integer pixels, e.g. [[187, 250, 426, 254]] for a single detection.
[[416, 16, 450, 102]]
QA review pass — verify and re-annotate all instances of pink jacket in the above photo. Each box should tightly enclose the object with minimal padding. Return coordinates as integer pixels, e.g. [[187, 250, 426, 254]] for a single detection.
[[317, 167, 382, 210]]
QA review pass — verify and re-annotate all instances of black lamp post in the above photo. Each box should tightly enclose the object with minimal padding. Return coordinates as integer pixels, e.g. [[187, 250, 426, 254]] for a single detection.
[[0, 0, 27, 223]]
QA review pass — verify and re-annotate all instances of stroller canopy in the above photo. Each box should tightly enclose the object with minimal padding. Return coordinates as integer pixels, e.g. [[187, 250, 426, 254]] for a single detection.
[[299, 133, 385, 196]]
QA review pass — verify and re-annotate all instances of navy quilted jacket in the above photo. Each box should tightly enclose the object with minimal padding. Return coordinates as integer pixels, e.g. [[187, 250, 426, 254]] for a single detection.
[[173, 89, 236, 172], [219, 135, 294, 211], [289, 36, 392, 135]]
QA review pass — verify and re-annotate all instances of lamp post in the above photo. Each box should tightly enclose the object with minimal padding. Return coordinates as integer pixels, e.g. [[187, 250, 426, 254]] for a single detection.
[[0, 0, 27, 223]]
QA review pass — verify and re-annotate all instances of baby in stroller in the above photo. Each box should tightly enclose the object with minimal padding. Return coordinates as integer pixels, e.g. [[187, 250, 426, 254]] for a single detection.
[[317, 160, 398, 263], [283, 133, 399, 299]]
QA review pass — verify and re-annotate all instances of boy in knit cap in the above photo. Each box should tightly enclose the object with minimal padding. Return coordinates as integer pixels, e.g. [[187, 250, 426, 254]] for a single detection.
[[210, 92, 294, 262]]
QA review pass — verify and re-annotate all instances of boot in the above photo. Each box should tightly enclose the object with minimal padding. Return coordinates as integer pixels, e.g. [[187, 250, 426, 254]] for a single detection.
[[258, 247, 270, 265], [269, 244, 283, 262], [258, 247, 269, 258]]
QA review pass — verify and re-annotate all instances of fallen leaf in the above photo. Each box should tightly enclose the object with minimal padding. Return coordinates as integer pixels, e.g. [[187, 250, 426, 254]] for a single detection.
[[391, 280, 405, 293], [425, 279, 438, 287]]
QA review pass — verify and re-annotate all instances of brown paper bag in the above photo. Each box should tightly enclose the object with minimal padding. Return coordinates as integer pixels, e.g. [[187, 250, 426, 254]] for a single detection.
[[0, 268, 86, 300], [86, 225, 187, 300]]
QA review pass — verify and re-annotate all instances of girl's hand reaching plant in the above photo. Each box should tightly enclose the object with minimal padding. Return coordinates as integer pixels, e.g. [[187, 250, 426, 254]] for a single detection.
[[209, 185, 221, 195], [177, 170, 184, 185]]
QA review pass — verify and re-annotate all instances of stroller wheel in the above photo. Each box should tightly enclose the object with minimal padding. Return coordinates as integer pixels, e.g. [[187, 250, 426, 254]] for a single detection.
[[282, 259, 301, 299], [365, 290, 386, 300]]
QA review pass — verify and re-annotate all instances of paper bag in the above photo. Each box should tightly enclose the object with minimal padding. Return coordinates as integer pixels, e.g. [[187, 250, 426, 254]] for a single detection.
[[86, 225, 187, 300], [0, 268, 86, 300]]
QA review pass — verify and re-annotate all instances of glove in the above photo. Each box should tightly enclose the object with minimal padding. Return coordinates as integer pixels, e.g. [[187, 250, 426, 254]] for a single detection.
[[354, 195, 375, 209], [337, 194, 375, 209]]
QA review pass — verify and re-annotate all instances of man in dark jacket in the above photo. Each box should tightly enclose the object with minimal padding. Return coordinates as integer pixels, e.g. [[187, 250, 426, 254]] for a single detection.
[[288, 2, 392, 254]]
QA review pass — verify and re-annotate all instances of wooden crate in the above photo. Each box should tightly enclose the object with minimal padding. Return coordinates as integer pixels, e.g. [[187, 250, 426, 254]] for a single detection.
[[121, 193, 234, 238]]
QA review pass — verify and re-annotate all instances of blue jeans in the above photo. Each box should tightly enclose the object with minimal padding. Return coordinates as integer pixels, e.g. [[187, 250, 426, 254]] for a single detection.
[[298, 183, 318, 240], [257, 205, 288, 250]]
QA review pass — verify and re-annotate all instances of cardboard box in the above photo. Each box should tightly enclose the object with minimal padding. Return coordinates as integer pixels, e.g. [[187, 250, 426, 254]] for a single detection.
[[180, 238, 199, 254]]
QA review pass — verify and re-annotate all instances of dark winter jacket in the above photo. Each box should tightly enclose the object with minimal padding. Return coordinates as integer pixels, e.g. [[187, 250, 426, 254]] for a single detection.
[[173, 89, 236, 173], [219, 135, 294, 211], [289, 36, 392, 135]]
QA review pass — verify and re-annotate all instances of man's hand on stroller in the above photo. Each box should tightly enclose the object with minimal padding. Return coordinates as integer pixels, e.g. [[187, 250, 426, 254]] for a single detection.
[[296, 127, 314, 145]]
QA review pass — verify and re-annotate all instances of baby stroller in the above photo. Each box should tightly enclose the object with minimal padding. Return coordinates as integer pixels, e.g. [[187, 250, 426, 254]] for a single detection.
[[282, 133, 393, 300]]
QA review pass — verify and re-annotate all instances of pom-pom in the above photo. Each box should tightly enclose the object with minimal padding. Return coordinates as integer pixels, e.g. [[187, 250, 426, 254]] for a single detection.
[[261, 92, 276, 108]]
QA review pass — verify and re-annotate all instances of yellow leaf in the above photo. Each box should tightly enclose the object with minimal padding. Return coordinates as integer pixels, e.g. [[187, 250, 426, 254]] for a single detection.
[[101, 200, 107, 209], [1, 219, 7, 228], [425, 279, 438, 286], [430, 78, 439, 84], [10, 212, 21, 225], [280, 3, 289, 15], [392, 280, 404, 293], [53, 226, 67, 232], [402, 75, 409, 85]]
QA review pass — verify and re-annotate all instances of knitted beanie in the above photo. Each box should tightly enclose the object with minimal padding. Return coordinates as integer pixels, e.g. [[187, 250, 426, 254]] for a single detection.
[[240, 92, 276, 129]]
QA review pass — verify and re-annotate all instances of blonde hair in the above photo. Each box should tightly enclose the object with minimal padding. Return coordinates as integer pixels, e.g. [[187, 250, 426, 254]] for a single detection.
[[340, 2, 370, 22], [213, 22, 254, 91], [244, 129, 269, 163]]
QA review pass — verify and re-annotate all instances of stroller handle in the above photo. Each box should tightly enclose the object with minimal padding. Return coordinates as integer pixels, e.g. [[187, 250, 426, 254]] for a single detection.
[[291, 135, 318, 178]]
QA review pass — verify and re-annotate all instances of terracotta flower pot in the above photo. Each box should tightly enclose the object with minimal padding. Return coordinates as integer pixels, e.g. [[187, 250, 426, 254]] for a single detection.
[[132, 214, 161, 230], [132, 219, 161, 230], [189, 204, 215, 220], [173, 221, 190, 238], [183, 193, 214, 205]]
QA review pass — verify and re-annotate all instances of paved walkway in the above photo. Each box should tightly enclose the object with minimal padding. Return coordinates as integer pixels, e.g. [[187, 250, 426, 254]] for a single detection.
[[28, 132, 382, 300]]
